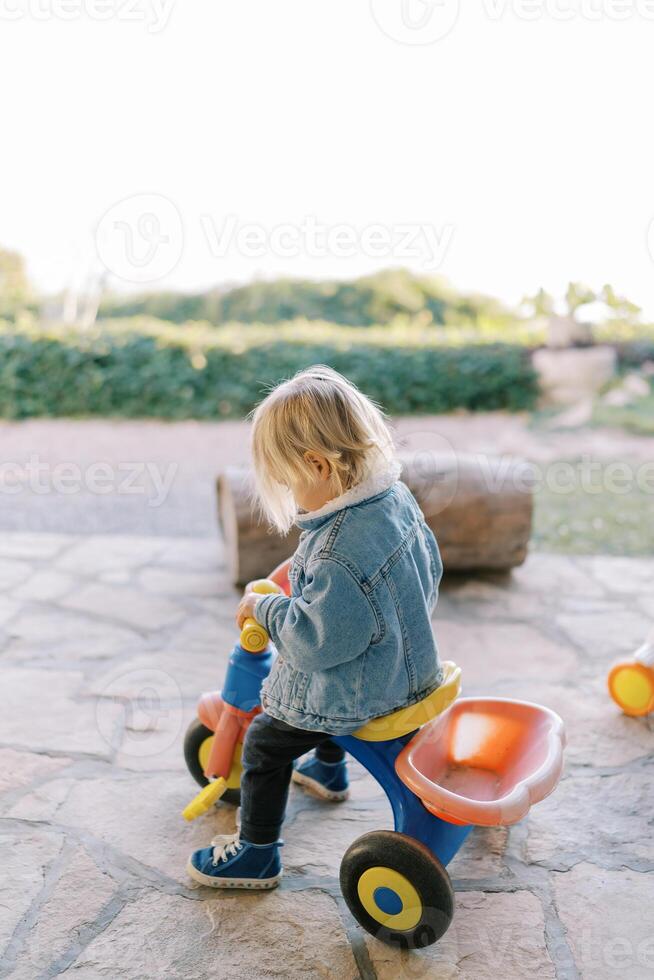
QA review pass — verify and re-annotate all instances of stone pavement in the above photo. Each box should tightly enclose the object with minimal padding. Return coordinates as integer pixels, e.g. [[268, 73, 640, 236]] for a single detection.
[[0, 533, 652, 979]]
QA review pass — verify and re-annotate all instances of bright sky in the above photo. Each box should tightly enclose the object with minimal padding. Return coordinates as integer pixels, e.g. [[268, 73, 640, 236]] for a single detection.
[[2, 1, 654, 314]]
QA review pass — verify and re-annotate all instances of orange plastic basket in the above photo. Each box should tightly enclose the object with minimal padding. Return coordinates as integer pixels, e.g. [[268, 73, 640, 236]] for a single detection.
[[395, 697, 565, 826]]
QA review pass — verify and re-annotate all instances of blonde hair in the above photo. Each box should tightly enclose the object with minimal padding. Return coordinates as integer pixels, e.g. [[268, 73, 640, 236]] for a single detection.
[[250, 365, 396, 533]]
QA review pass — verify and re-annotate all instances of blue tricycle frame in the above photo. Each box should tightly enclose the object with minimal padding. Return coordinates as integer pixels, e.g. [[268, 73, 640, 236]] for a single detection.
[[335, 732, 472, 868]]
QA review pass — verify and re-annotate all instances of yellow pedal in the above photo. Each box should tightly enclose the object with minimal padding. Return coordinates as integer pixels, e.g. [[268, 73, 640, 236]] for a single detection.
[[182, 777, 227, 822]]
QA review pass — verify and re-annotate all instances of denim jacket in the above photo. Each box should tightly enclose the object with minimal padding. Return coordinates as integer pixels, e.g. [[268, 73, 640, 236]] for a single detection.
[[254, 462, 443, 735]]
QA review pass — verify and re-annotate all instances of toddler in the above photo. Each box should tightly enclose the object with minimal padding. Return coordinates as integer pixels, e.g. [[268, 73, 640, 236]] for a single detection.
[[187, 366, 443, 888]]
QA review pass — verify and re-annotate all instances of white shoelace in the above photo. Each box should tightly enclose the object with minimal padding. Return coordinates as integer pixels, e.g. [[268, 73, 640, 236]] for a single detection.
[[211, 833, 243, 866]]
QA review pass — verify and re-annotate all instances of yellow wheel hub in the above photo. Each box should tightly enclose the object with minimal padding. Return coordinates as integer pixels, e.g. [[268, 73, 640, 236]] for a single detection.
[[608, 663, 654, 717], [357, 867, 422, 931], [198, 736, 243, 789]]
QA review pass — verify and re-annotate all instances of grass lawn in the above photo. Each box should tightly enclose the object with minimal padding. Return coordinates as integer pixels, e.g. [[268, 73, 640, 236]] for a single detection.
[[532, 456, 654, 555], [591, 392, 654, 435]]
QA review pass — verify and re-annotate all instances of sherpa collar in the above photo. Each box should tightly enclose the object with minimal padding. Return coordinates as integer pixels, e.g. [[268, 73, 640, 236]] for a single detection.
[[295, 458, 402, 529]]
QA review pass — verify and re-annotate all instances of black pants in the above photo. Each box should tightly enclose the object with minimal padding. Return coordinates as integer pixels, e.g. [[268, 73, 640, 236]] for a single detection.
[[240, 712, 345, 844]]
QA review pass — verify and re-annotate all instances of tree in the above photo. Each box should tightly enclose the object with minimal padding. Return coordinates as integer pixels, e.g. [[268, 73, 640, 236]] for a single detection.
[[599, 284, 641, 321], [521, 288, 555, 318], [564, 282, 596, 318]]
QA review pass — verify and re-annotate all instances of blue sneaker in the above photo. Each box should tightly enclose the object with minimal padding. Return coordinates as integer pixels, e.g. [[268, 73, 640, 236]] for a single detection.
[[187, 833, 283, 889], [292, 755, 349, 801]]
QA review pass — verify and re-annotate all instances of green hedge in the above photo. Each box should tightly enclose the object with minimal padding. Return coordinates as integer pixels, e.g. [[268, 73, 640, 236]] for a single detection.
[[0, 319, 538, 419]]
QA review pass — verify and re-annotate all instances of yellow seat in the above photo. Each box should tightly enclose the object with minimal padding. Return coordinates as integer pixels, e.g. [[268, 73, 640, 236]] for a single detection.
[[353, 661, 461, 742]]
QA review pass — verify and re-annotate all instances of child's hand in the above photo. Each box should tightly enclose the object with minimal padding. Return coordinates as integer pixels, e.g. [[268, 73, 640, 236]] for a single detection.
[[236, 591, 259, 629]]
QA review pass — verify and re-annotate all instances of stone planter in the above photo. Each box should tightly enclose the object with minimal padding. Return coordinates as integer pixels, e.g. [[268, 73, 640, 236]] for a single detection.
[[547, 315, 594, 348], [532, 345, 617, 406]]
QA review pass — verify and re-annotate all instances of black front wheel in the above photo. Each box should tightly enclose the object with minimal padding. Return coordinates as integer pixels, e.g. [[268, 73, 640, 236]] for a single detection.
[[183, 718, 241, 806], [340, 830, 454, 949]]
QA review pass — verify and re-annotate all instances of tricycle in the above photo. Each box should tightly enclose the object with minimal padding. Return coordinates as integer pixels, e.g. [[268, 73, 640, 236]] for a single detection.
[[182, 571, 565, 950]]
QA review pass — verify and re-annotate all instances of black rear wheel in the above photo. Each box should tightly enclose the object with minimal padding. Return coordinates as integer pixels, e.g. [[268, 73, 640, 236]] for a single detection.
[[340, 830, 454, 949], [183, 718, 241, 806]]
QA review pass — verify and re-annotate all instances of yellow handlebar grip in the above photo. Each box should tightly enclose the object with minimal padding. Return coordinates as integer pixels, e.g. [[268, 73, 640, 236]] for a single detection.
[[240, 618, 269, 653], [239, 579, 284, 653], [250, 579, 285, 595]]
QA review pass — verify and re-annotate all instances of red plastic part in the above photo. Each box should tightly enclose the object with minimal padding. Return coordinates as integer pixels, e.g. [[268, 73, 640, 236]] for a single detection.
[[197, 691, 224, 732], [204, 709, 242, 779], [197, 691, 262, 779], [268, 559, 292, 597]]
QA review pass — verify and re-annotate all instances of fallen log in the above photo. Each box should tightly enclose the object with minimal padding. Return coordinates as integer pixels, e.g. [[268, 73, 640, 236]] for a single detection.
[[217, 453, 533, 586]]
